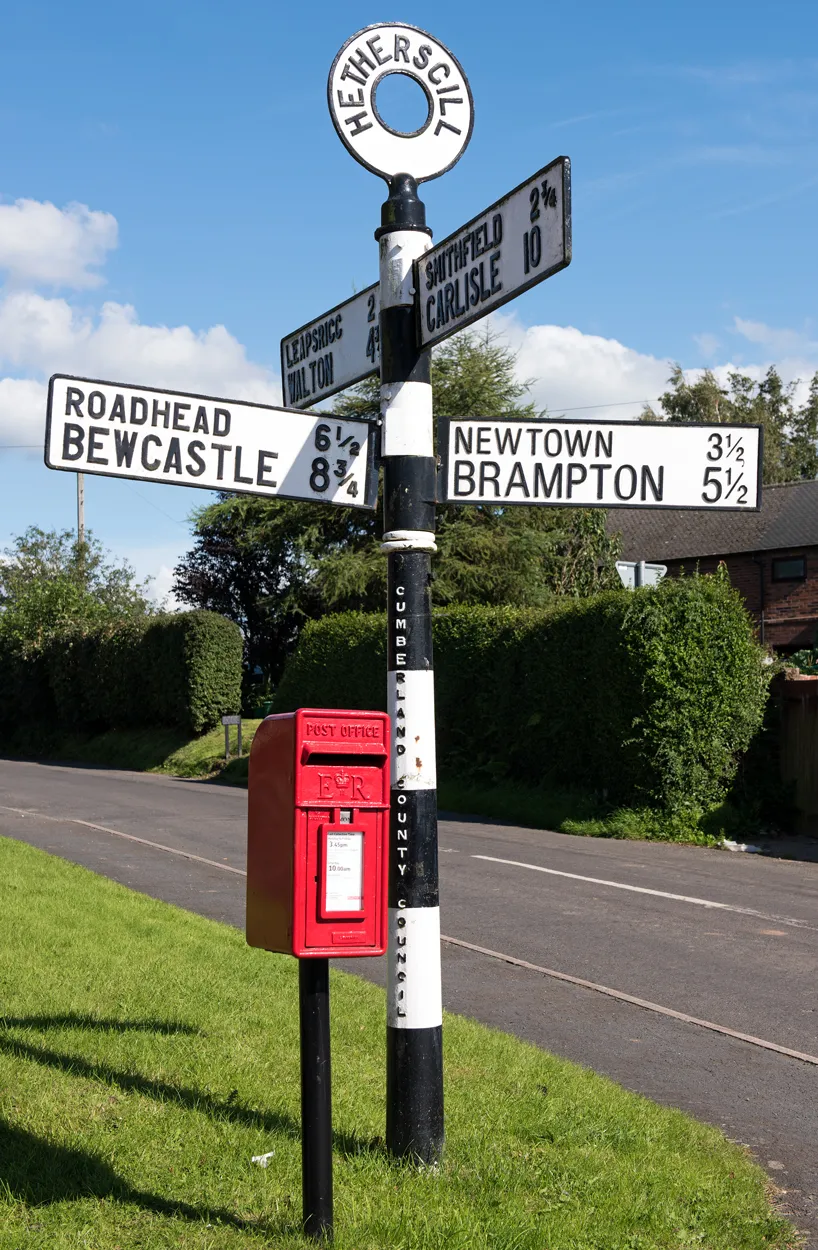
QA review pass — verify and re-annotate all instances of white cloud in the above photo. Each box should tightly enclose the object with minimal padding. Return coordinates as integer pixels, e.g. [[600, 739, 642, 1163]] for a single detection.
[[109, 543, 189, 611], [0, 378, 47, 446], [147, 564, 182, 610], [495, 314, 672, 419], [726, 318, 818, 405], [0, 198, 117, 289], [0, 198, 279, 442], [492, 312, 818, 421], [1, 197, 817, 460], [733, 316, 818, 357], [0, 291, 281, 444], [693, 332, 721, 359]]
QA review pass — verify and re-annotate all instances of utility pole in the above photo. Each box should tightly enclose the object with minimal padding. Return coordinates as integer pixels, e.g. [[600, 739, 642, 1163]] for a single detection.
[[77, 471, 86, 583], [77, 472, 85, 547]]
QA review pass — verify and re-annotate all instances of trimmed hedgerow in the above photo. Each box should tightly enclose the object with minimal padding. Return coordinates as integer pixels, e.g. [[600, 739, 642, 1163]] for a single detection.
[[273, 571, 769, 815], [274, 611, 385, 715], [3, 611, 242, 735], [0, 645, 54, 727]]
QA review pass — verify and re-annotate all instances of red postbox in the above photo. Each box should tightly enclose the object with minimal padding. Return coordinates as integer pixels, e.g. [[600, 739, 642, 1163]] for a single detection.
[[246, 708, 389, 957]]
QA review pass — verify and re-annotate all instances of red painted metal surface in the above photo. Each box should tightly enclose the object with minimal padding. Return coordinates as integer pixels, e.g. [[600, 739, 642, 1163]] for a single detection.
[[246, 708, 389, 957]]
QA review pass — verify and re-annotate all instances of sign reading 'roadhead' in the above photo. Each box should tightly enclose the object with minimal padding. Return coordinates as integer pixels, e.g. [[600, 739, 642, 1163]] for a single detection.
[[45, 375, 379, 510], [439, 418, 762, 510]]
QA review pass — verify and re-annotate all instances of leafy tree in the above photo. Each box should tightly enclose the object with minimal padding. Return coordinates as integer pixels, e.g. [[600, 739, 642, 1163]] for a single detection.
[[644, 364, 818, 484], [0, 527, 154, 653], [785, 372, 818, 481], [174, 331, 621, 681], [171, 495, 377, 684]]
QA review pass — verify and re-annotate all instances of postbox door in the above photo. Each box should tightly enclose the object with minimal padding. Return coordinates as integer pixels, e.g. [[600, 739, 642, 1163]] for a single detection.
[[303, 809, 381, 952]]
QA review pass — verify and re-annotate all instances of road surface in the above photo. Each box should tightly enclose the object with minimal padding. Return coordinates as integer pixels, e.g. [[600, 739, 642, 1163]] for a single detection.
[[0, 758, 815, 1243]]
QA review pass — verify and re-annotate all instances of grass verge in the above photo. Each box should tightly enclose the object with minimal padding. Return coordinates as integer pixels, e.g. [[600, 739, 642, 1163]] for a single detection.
[[0, 723, 765, 844], [0, 722, 259, 784], [436, 776, 728, 845], [0, 836, 793, 1249]]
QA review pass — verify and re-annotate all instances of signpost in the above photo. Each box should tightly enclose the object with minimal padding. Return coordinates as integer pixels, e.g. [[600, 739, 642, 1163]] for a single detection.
[[45, 375, 379, 510], [439, 419, 762, 510], [417, 157, 571, 349], [320, 19, 761, 1185], [328, 19, 479, 1170], [280, 153, 571, 405], [281, 284, 380, 409], [43, 18, 764, 1239], [221, 714, 242, 759]]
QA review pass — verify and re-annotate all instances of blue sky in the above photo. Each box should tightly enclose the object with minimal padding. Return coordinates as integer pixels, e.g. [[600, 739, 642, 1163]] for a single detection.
[[1, 0, 816, 599]]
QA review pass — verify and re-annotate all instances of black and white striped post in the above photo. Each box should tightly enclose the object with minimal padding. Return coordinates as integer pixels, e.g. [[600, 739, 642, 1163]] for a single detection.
[[376, 175, 443, 1163], [327, 21, 474, 1165]]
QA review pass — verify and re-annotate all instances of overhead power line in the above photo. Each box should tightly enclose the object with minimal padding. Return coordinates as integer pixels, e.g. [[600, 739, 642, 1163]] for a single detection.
[[551, 398, 659, 413]]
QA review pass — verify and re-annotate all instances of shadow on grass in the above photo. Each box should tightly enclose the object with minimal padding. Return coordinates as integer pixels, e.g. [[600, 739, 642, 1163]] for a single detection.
[[0, 725, 195, 773], [0, 1119, 301, 1238], [217, 756, 249, 786], [0, 1031, 383, 1159], [437, 774, 603, 835], [0, 1013, 201, 1036]]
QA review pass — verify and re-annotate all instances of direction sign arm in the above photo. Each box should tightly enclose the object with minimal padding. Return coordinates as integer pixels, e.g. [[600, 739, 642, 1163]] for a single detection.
[[45, 375, 379, 510], [438, 417, 763, 510], [280, 285, 381, 410], [415, 157, 572, 350]]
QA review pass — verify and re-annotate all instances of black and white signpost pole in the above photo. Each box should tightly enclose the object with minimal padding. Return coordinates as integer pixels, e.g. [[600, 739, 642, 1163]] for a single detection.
[[378, 173, 442, 1162], [329, 23, 474, 1163]]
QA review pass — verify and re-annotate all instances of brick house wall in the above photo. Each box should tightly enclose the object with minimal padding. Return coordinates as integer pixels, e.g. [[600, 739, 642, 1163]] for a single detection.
[[662, 545, 818, 651]]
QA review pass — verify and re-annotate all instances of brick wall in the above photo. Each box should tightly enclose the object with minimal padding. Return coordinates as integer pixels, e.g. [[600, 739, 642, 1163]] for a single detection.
[[662, 546, 818, 651]]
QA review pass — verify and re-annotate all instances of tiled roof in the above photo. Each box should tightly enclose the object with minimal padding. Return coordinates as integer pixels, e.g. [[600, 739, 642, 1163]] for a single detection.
[[607, 478, 818, 561]]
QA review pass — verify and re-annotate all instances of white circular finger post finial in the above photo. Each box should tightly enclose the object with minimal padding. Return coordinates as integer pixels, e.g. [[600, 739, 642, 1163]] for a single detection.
[[328, 23, 473, 182]]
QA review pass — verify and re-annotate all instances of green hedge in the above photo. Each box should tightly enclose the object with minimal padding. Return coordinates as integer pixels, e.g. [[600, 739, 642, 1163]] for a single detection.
[[273, 574, 768, 814], [0, 611, 242, 735]]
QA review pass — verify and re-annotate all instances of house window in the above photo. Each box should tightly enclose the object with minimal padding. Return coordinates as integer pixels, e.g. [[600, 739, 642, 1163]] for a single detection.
[[771, 556, 807, 582]]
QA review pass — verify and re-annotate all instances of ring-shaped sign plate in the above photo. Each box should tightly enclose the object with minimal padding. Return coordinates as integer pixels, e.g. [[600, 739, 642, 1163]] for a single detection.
[[328, 23, 474, 183]]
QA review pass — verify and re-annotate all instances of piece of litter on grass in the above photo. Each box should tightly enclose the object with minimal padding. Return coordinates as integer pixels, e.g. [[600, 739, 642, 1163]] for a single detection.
[[723, 839, 763, 853], [252, 1151, 275, 1167]]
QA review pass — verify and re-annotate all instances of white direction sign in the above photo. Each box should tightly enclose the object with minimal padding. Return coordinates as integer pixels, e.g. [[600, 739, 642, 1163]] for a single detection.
[[281, 285, 380, 409], [439, 419, 762, 510], [616, 561, 667, 589], [328, 23, 473, 183], [417, 157, 571, 349], [46, 375, 379, 510]]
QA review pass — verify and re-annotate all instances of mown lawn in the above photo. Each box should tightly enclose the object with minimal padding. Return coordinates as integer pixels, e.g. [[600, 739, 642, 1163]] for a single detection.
[[0, 836, 794, 1248]]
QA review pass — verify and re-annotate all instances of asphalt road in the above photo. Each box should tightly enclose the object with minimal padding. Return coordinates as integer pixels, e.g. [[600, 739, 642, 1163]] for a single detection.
[[1, 757, 816, 1244]]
